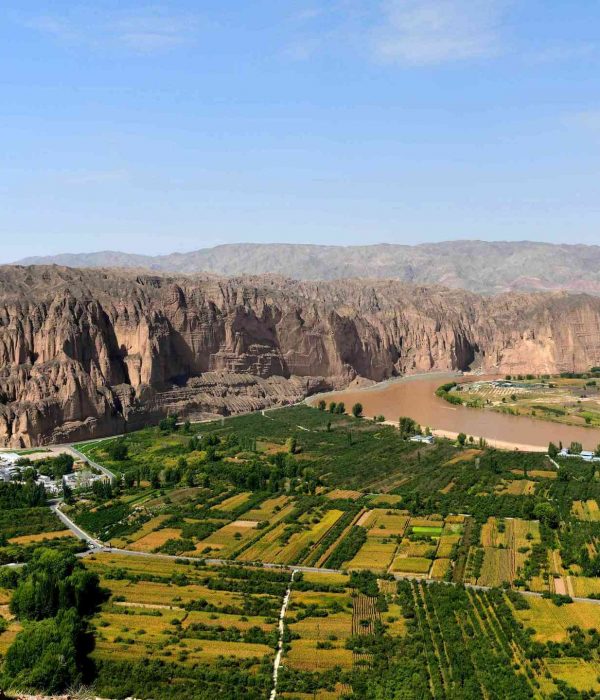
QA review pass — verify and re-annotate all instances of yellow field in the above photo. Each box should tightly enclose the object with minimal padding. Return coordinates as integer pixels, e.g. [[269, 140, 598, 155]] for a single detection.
[[368, 494, 403, 505], [299, 571, 350, 586], [384, 603, 406, 635], [94, 636, 272, 665], [86, 552, 204, 578], [104, 579, 244, 608], [444, 514, 466, 524], [347, 538, 397, 571], [276, 510, 344, 565], [364, 509, 409, 535], [197, 521, 259, 556], [181, 610, 274, 632], [408, 517, 444, 529], [397, 541, 435, 557], [213, 491, 253, 512], [444, 449, 483, 465], [115, 515, 169, 547], [572, 500, 600, 522], [436, 534, 460, 558], [244, 495, 289, 520], [569, 576, 600, 598], [286, 638, 353, 670], [128, 527, 182, 552], [430, 558, 451, 579], [497, 479, 536, 496], [544, 658, 600, 692], [292, 611, 352, 640], [391, 557, 432, 574], [236, 522, 288, 562], [527, 470, 557, 479], [8, 529, 75, 545], [514, 597, 600, 643], [477, 548, 512, 587], [326, 489, 362, 500]]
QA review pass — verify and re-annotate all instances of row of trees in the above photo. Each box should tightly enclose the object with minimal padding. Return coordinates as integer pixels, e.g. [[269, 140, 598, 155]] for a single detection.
[[316, 400, 363, 417]]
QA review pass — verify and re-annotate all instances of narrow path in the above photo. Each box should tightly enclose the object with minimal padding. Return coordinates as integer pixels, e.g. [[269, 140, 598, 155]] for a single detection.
[[270, 568, 297, 700]]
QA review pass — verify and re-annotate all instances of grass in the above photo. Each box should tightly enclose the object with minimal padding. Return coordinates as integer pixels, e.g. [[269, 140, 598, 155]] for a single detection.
[[411, 526, 443, 536]]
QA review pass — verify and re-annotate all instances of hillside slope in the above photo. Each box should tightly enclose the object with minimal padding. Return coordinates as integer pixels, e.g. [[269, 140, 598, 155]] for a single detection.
[[0, 266, 599, 446], [16, 240, 600, 294]]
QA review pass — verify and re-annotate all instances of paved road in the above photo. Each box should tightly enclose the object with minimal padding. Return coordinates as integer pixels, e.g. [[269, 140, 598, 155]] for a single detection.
[[69, 445, 117, 481], [51, 503, 103, 548], [8, 508, 600, 609]]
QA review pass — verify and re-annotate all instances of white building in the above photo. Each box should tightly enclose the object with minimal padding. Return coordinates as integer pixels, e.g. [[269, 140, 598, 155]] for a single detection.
[[410, 434, 435, 445], [63, 470, 105, 490], [35, 474, 62, 495]]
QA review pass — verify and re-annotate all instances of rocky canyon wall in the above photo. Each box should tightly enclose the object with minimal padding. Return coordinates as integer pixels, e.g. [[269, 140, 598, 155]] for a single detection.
[[0, 266, 599, 446]]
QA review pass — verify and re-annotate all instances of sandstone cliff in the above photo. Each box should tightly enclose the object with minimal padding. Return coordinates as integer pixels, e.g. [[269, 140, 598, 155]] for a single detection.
[[0, 266, 599, 447]]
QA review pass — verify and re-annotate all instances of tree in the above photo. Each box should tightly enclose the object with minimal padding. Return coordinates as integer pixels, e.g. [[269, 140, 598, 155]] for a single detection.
[[399, 416, 419, 439], [457, 433, 467, 446], [548, 442, 559, 459], [3, 608, 86, 692], [108, 439, 128, 461], [158, 415, 178, 433], [317, 400, 326, 411], [286, 436, 298, 454], [183, 419, 192, 434], [352, 403, 363, 418], [328, 402, 337, 414], [570, 441, 583, 455], [596, 444, 600, 458], [534, 502, 559, 529], [335, 402, 346, 414]]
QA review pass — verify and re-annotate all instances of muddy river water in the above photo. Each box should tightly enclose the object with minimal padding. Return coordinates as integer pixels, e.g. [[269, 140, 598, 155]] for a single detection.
[[310, 373, 600, 452]]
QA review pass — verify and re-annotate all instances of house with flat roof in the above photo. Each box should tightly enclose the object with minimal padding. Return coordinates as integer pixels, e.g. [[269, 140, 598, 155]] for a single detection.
[[410, 434, 435, 444]]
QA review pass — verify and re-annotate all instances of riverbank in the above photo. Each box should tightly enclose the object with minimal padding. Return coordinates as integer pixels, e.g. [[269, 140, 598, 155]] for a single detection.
[[309, 372, 600, 452]]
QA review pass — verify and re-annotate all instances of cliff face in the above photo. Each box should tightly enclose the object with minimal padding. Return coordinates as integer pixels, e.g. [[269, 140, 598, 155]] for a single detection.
[[0, 266, 599, 447]]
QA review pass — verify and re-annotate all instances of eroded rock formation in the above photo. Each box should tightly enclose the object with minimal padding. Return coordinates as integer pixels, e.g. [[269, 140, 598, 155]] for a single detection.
[[0, 266, 599, 446]]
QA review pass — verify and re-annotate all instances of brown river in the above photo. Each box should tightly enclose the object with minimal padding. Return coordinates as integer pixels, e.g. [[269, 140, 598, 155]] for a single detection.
[[310, 373, 600, 452]]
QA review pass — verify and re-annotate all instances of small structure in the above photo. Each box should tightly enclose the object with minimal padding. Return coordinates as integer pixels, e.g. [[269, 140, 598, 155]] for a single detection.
[[63, 470, 105, 490], [35, 474, 62, 495], [410, 434, 435, 445], [0, 452, 20, 467], [558, 448, 600, 463]]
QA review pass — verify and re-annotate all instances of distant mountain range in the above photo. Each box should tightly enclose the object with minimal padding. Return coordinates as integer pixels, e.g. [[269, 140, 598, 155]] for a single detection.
[[14, 240, 600, 294]]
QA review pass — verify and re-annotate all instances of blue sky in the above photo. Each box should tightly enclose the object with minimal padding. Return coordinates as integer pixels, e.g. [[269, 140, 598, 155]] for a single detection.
[[1, 0, 600, 262]]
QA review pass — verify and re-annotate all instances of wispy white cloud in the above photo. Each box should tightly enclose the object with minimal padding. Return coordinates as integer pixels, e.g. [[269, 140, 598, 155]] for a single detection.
[[21, 6, 202, 54], [372, 0, 505, 66]]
